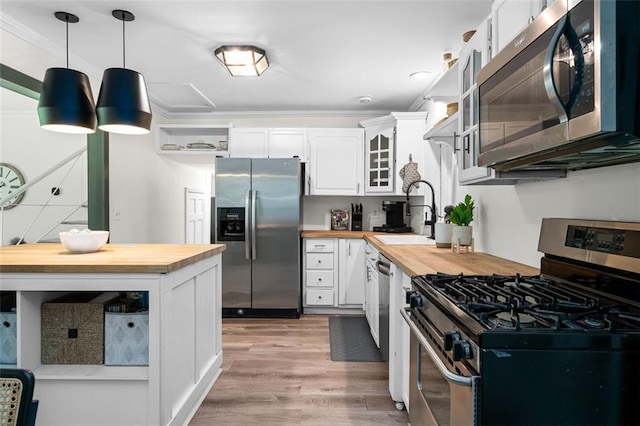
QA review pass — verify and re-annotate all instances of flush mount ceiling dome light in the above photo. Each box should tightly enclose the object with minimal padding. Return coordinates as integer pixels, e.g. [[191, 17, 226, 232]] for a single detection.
[[37, 12, 97, 134], [96, 9, 152, 135], [410, 71, 432, 80], [214, 45, 269, 77]]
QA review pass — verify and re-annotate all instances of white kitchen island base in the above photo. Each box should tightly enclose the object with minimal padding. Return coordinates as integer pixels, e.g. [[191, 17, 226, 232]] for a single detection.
[[0, 243, 225, 426]]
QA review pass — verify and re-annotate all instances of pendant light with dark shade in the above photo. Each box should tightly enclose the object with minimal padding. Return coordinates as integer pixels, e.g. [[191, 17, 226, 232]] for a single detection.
[[96, 9, 152, 135], [37, 12, 97, 134]]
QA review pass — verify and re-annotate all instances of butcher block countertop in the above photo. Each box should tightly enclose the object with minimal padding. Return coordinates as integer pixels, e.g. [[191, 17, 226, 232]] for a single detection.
[[0, 243, 226, 273], [302, 230, 539, 276]]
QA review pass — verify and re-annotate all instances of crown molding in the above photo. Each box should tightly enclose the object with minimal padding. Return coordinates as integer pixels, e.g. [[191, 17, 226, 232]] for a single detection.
[[0, 11, 103, 82], [155, 109, 391, 119]]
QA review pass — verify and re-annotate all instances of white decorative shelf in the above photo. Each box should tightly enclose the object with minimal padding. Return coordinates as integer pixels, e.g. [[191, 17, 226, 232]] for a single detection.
[[33, 364, 149, 381], [155, 124, 231, 155], [423, 61, 459, 102], [423, 112, 459, 141]]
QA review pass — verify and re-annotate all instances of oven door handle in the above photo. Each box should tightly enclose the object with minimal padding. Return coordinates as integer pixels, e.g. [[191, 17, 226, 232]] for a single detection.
[[400, 308, 474, 387]]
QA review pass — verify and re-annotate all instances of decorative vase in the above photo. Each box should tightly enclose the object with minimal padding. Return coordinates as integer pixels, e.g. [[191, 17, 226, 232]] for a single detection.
[[452, 225, 473, 246], [435, 223, 453, 248]]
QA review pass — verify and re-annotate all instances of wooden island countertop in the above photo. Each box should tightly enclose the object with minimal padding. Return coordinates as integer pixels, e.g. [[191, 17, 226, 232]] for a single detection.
[[0, 243, 226, 274], [301, 230, 539, 276]]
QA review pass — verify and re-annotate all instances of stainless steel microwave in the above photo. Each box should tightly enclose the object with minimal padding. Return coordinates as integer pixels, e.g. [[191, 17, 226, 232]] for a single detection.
[[477, 0, 640, 172]]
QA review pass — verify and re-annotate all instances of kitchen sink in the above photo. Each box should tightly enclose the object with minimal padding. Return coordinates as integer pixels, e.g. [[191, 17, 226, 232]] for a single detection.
[[374, 235, 435, 245]]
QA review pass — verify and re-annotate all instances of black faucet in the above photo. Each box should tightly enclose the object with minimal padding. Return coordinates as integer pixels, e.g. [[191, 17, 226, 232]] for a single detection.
[[405, 179, 437, 240]]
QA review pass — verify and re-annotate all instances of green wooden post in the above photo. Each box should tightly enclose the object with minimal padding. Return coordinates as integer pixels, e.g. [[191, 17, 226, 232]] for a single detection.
[[87, 130, 109, 231], [0, 63, 42, 100]]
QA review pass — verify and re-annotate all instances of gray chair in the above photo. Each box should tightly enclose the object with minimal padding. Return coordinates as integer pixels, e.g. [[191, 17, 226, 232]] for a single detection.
[[0, 368, 38, 426]]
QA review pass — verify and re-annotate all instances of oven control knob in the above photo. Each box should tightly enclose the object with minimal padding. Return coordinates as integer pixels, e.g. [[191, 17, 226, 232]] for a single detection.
[[444, 332, 461, 351], [410, 294, 423, 309], [452, 340, 473, 361], [405, 290, 417, 304]]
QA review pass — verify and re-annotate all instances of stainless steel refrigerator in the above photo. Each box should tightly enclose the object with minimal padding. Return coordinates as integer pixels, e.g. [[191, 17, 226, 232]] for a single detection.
[[215, 158, 301, 317]]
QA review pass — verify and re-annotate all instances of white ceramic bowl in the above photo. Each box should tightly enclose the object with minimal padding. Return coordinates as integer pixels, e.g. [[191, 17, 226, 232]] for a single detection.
[[59, 230, 109, 253]]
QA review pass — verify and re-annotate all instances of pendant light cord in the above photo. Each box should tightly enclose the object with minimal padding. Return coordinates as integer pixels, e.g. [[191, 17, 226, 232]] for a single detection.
[[122, 16, 126, 68], [65, 16, 69, 68]]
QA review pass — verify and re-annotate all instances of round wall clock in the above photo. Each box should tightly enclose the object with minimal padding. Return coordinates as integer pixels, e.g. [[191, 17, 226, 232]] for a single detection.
[[0, 162, 26, 210]]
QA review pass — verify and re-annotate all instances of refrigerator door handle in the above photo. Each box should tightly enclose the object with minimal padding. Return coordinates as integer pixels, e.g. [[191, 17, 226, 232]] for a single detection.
[[245, 190, 251, 260], [251, 189, 257, 260]]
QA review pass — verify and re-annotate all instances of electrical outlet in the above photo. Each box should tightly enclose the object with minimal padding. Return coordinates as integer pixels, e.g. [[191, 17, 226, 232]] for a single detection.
[[372, 209, 379, 218], [113, 209, 123, 221]]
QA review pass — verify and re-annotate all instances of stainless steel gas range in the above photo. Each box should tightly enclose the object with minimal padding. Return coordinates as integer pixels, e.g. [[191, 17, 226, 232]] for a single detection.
[[401, 218, 640, 426]]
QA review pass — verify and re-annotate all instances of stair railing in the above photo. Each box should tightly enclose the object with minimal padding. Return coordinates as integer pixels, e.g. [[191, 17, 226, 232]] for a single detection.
[[0, 146, 87, 244]]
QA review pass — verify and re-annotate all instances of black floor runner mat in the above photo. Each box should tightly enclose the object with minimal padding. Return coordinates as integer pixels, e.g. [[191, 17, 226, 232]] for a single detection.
[[328, 316, 383, 362]]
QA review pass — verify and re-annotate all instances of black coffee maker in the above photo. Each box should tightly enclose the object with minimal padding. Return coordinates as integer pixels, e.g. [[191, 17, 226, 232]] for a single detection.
[[373, 201, 412, 233]]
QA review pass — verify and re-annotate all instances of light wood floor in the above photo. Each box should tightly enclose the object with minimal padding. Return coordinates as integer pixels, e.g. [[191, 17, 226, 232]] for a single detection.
[[190, 315, 410, 426]]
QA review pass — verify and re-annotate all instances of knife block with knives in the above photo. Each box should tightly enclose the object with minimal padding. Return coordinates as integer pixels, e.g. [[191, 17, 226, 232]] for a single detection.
[[351, 203, 363, 231]]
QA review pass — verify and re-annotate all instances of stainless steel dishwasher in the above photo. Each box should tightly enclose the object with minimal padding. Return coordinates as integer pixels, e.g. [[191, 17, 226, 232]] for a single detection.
[[377, 253, 391, 362]]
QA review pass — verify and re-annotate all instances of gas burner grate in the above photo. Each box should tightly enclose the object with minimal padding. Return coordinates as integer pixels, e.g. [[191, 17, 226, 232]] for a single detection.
[[414, 273, 640, 332]]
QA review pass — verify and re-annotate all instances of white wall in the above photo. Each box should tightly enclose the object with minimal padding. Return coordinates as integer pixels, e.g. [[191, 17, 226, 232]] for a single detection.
[[453, 162, 640, 267], [303, 195, 426, 233]]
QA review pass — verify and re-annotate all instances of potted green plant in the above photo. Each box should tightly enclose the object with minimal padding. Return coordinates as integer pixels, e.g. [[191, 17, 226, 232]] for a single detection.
[[449, 194, 475, 246]]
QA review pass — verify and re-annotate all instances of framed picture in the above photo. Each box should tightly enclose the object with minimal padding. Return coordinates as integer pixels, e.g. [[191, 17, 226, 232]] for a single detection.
[[330, 209, 350, 231]]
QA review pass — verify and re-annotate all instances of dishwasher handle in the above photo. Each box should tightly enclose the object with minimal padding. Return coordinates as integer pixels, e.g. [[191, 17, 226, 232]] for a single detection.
[[377, 261, 391, 276]]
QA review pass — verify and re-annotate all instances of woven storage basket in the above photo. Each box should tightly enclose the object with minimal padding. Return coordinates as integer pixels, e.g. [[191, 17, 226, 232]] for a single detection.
[[41, 292, 117, 365]]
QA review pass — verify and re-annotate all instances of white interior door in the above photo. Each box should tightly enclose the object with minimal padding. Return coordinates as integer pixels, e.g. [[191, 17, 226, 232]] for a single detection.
[[185, 188, 206, 244]]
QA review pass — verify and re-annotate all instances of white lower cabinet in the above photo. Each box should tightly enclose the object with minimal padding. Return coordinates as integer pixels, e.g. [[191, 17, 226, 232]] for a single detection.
[[303, 238, 365, 310], [364, 243, 379, 346], [389, 262, 411, 410], [338, 239, 365, 306], [306, 288, 334, 306], [304, 239, 337, 308]]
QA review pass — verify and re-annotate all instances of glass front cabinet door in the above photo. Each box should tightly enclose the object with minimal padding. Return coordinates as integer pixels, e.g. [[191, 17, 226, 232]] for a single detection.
[[457, 18, 496, 184], [365, 128, 395, 193]]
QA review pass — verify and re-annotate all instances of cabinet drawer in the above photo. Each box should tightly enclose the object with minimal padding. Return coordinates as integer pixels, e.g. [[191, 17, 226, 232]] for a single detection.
[[305, 239, 335, 253], [306, 253, 334, 270], [306, 270, 334, 287], [306, 289, 334, 306]]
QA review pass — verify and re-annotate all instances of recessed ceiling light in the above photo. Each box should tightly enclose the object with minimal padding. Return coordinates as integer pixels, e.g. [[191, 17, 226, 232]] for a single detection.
[[410, 71, 431, 80], [358, 95, 373, 104]]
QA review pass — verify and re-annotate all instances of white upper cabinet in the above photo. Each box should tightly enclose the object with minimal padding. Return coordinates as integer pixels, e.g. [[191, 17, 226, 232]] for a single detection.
[[360, 113, 426, 196], [364, 126, 395, 194], [229, 128, 269, 158], [268, 128, 307, 161], [393, 113, 427, 196], [307, 129, 364, 196], [491, 0, 550, 57], [229, 127, 307, 160]]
